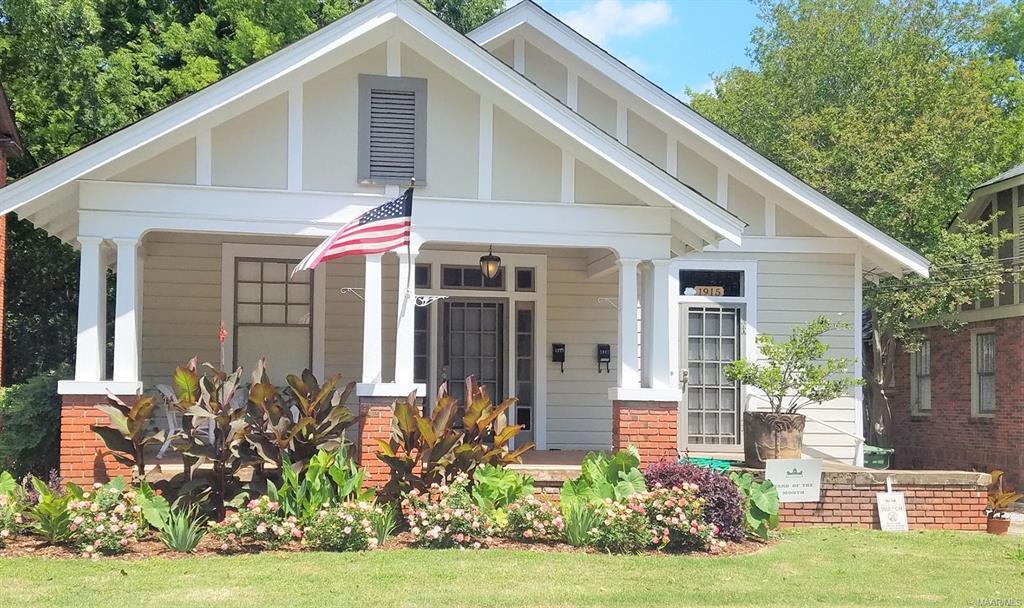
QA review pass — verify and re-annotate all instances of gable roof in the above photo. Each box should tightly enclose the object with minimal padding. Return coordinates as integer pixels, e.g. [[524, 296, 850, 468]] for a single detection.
[[952, 164, 1024, 228], [0, 84, 23, 158], [470, 0, 929, 277], [0, 0, 745, 248]]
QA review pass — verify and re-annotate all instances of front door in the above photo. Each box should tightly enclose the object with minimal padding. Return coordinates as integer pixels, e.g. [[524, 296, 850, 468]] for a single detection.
[[679, 305, 743, 450], [440, 300, 506, 410]]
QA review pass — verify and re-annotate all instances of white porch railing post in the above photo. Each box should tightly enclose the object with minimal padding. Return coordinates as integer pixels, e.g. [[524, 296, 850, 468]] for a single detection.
[[112, 238, 141, 382], [617, 258, 641, 389], [74, 237, 107, 381], [394, 250, 416, 385], [362, 253, 383, 384], [649, 259, 672, 390]]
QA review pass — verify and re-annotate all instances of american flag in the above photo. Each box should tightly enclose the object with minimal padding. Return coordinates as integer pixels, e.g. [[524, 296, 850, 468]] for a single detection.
[[293, 188, 413, 274]]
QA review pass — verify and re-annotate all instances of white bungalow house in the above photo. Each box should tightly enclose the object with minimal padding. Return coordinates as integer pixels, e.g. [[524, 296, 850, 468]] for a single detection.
[[0, 0, 927, 485]]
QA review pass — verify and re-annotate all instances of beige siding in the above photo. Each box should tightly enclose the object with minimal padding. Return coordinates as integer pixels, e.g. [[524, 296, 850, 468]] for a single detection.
[[727, 176, 765, 235], [113, 139, 197, 185], [491, 107, 561, 202], [544, 249, 618, 450], [524, 42, 568, 104], [676, 141, 716, 202], [574, 160, 643, 205], [627, 110, 666, 170], [211, 94, 288, 189], [577, 76, 616, 136]]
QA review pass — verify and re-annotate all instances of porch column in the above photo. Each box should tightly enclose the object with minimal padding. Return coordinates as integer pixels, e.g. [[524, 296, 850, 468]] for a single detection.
[[394, 250, 416, 384], [640, 262, 655, 387], [362, 253, 383, 383], [112, 238, 140, 382], [74, 237, 107, 381], [617, 258, 641, 389], [649, 259, 672, 389]]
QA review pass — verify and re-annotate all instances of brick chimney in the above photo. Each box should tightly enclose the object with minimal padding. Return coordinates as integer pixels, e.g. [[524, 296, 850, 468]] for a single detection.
[[0, 84, 24, 386]]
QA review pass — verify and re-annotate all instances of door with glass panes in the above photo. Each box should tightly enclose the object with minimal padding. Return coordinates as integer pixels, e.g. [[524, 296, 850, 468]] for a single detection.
[[679, 304, 743, 451]]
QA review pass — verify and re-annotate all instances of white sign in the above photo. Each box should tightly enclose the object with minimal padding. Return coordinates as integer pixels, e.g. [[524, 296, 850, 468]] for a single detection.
[[765, 459, 823, 503], [876, 492, 909, 532]]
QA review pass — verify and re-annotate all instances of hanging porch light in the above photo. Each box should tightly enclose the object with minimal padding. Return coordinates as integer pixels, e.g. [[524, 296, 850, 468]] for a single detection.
[[479, 245, 501, 280]]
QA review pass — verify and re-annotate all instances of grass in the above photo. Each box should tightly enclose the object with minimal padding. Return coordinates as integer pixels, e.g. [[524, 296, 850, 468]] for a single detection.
[[1, 529, 1022, 607]]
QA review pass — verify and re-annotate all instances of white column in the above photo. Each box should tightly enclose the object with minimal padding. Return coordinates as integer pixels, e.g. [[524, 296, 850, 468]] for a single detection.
[[649, 259, 672, 390], [362, 254, 383, 383], [617, 258, 641, 389], [640, 262, 655, 387], [394, 250, 417, 385], [74, 237, 107, 381], [112, 238, 140, 382]]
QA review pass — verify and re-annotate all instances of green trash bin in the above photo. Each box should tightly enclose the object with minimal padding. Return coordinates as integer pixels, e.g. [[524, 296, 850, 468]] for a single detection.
[[863, 445, 894, 470]]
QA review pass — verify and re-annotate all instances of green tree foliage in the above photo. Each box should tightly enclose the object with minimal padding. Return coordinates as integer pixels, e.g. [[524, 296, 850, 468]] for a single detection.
[[0, 365, 69, 477], [0, 0, 503, 382], [688, 0, 1024, 443]]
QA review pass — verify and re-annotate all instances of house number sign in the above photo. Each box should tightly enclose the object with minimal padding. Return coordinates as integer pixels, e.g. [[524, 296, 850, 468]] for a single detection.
[[694, 285, 726, 296]]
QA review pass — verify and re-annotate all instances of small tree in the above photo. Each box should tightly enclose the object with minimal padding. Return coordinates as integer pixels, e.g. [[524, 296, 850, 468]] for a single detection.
[[725, 316, 861, 414]]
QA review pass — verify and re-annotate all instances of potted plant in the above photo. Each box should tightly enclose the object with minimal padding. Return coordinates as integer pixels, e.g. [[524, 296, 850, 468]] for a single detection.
[[987, 470, 1022, 535], [725, 316, 861, 468]]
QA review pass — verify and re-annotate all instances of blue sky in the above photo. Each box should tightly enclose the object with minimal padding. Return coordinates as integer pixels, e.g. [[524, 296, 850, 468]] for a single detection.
[[526, 0, 762, 99]]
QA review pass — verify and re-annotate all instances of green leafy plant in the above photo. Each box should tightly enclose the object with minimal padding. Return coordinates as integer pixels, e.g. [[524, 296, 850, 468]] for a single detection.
[[729, 471, 780, 540], [209, 495, 301, 550], [505, 496, 563, 541], [988, 470, 1024, 517], [27, 476, 73, 544], [472, 463, 534, 515], [0, 366, 68, 478], [560, 447, 647, 508], [267, 448, 373, 523], [303, 502, 381, 551], [724, 316, 861, 414], [561, 502, 600, 547], [400, 473, 493, 549], [370, 502, 398, 547], [377, 377, 533, 500], [588, 496, 652, 554], [159, 505, 207, 553], [90, 393, 166, 480]]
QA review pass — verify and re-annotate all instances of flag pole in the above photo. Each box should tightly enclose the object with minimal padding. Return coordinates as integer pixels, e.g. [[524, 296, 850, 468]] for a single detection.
[[406, 178, 414, 295]]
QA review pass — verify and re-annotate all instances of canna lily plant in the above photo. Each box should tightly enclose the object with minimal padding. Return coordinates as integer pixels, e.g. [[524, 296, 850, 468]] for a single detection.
[[988, 470, 1024, 518], [91, 392, 166, 481], [376, 376, 534, 500]]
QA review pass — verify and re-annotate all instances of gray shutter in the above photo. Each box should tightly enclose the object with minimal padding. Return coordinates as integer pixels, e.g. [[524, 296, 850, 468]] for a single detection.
[[358, 75, 427, 184]]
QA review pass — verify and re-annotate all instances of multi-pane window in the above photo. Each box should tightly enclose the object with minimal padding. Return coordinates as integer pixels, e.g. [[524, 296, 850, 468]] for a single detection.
[[440, 265, 505, 290], [975, 332, 996, 414], [911, 340, 931, 413], [685, 306, 741, 445], [514, 302, 534, 445], [234, 258, 313, 376]]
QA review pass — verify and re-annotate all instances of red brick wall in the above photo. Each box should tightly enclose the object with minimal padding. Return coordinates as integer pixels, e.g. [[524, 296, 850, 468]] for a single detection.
[[889, 318, 1024, 486], [611, 400, 678, 466], [60, 394, 135, 486], [780, 481, 988, 531], [358, 397, 397, 487]]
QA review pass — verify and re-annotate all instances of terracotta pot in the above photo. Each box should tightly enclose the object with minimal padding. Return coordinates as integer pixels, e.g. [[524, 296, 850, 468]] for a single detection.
[[987, 517, 1011, 536], [743, 411, 805, 468]]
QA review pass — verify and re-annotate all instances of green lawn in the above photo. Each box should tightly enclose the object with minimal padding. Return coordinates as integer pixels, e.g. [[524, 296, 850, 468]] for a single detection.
[[1, 529, 1021, 607]]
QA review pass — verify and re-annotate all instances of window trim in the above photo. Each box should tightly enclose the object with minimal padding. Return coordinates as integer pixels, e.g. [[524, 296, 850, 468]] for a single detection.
[[970, 329, 997, 417], [221, 244, 327, 379], [909, 339, 931, 415], [357, 74, 427, 185]]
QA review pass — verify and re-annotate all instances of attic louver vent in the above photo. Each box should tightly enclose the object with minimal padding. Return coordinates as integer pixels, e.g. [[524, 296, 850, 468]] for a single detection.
[[368, 89, 416, 180], [358, 75, 427, 185]]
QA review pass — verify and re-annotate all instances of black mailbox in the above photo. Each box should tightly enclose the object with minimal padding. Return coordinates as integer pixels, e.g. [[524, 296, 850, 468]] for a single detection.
[[552, 343, 566, 373], [597, 343, 611, 373]]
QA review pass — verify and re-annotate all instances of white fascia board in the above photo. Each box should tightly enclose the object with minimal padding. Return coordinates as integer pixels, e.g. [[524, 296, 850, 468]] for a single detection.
[[470, 1, 929, 277], [0, 0, 401, 216], [395, 1, 744, 245]]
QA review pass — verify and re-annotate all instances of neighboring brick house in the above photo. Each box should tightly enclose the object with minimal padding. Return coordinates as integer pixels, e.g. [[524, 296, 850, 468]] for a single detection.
[[0, 84, 24, 386], [889, 168, 1024, 486]]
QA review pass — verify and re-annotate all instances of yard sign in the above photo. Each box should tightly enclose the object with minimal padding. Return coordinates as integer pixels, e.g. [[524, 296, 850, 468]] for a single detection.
[[765, 459, 823, 503]]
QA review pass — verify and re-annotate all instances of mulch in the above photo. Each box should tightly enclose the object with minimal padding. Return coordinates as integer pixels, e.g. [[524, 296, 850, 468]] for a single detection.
[[0, 532, 773, 560]]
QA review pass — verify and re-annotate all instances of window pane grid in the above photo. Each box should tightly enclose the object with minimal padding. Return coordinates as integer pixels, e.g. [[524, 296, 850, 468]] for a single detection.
[[976, 333, 996, 413], [515, 303, 534, 431], [686, 306, 741, 445], [235, 258, 313, 328], [914, 341, 931, 411]]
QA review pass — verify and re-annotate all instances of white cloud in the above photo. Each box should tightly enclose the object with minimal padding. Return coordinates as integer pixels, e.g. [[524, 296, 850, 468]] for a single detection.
[[560, 0, 672, 46]]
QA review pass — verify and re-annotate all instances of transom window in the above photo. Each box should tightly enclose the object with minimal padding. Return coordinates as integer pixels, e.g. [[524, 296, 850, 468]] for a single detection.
[[911, 340, 931, 413], [974, 332, 996, 415], [440, 265, 505, 290]]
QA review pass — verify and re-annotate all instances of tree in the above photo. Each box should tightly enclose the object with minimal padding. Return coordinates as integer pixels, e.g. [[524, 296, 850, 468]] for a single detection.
[[0, 0, 504, 383], [688, 0, 1024, 444]]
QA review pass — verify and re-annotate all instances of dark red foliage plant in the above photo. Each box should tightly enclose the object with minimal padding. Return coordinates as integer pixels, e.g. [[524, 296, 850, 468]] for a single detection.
[[643, 460, 745, 542]]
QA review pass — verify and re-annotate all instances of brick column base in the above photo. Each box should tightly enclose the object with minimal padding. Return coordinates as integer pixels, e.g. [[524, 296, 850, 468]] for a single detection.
[[60, 394, 135, 486], [358, 397, 399, 488], [612, 400, 678, 466]]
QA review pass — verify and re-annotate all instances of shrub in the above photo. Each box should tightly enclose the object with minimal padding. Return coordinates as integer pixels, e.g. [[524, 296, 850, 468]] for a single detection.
[[401, 473, 492, 549], [472, 464, 534, 514], [67, 481, 147, 556], [642, 485, 718, 551], [560, 448, 646, 507], [644, 460, 745, 542], [0, 493, 24, 547], [26, 476, 72, 544], [589, 497, 651, 554], [561, 502, 600, 547], [159, 505, 207, 553], [303, 502, 380, 551], [0, 367, 68, 478], [505, 496, 563, 541], [209, 495, 302, 550]]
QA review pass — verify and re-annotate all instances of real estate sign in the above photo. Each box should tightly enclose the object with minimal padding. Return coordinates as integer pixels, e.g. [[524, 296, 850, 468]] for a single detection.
[[765, 459, 823, 503]]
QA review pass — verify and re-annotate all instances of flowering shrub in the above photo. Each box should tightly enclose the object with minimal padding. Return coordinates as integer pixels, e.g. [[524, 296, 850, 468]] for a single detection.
[[68, 482, 146, 556], [401, 473, 492, 549], [642, 484, 719, 551], [504, 496, 563, 541], [303, 502, 380, 552], [0, 493, 24, 547], [644, 460, 745, 542], [209, 495, 301, 550], [589, 496, 652, 554]]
